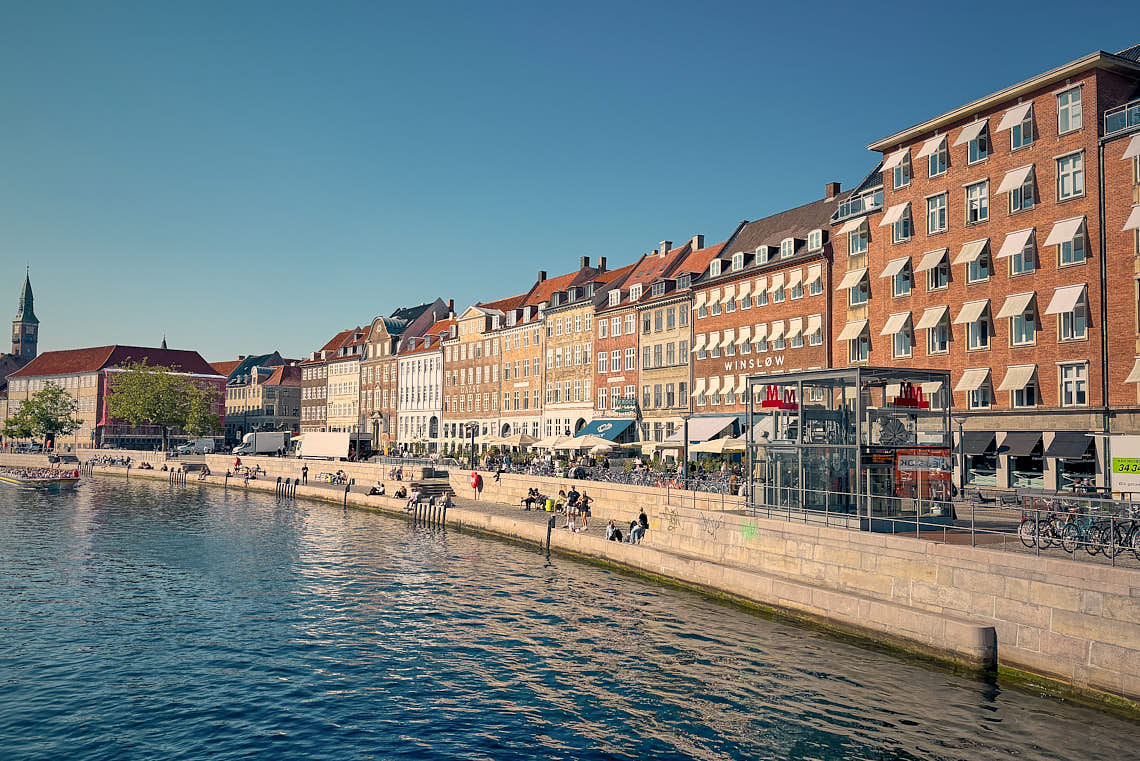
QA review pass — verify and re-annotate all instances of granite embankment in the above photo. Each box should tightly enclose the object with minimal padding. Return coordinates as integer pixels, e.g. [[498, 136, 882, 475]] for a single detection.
[[10, 453, 1138, 713]]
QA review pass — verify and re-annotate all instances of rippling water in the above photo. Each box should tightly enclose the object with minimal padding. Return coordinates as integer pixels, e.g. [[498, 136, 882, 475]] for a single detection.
[[0, 479, 1135, 760]]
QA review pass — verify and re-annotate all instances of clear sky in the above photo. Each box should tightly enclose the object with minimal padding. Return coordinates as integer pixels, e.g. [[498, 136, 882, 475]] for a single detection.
[[1, 1, 1135, 361]]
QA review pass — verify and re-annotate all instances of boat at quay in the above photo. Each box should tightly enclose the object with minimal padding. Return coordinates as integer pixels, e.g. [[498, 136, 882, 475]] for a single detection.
[[0, 467, 80, 490]]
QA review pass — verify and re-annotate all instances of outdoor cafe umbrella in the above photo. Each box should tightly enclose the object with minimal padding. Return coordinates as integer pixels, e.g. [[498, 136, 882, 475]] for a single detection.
[[532, 435, 570, 450], [496, 432, 537, 448], [689, 436, 747, 454], [570, 435, 614, 451]]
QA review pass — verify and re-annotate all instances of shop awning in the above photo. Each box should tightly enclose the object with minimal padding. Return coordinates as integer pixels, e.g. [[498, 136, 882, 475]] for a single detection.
[[664, 416, 737, 444], [961, 431, 996, 455], [953, 299, 990, 324], [1000, 431, 1042, 456], [691, 333, 707, 353], [1044, 432, 1094, 459], [881, 147, 909, 171], [953, 238, 989, 265], [574, 418, 634, 441], [955, 368, 991, 392], [1044, 216, 1085, 246], [996, 101, 1033, 132], [916, 305, 948, 330], [786, 317, 804, 339], [915, 134, 946, 158], [768, 272, 785, 293], [1123, 134, 1140, 160], [836, 268, 868, 292], [879, 202, 909, 227], [880, 257, 910, 279], [1124, 205, 1140, 233], [880, 312, 911, 336], [768, 320, 786, 342], [1044, 284, 1085, 315], [996, 228, 1035, 259], [954, 119, 988, 146], [1126, 357, 1140, 384], [838, 216, 867, 235], [915, 248, 948, 272], [996, 164, 1035, 194], [735, 325, 752, 345], [837, 319, 868, 341], [996, 291, 1036, 319], [997, 364, 1037, 392]]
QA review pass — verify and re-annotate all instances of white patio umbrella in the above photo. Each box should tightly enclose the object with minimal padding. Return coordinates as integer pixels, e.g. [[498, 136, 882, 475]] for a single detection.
[[497, 432, 537, 448], [689, 436, 747, 454], [571, 435, 614, 450]]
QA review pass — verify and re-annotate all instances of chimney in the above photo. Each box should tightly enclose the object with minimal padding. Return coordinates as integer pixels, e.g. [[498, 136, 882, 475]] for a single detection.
[[447, 299, 454, 317], [691, 234, 704, 249], [825, 181, 842, 200], [598, 257, 607, 272], [579, 256, 590, 269], [659, 240, 672, 258], [238, 355, 247, 361], [537, 270, 547, 282]]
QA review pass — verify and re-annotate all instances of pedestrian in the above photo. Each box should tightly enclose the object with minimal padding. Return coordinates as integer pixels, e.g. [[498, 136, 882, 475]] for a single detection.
[[301, 464, 308, 485], [578, 490, 592, 530]]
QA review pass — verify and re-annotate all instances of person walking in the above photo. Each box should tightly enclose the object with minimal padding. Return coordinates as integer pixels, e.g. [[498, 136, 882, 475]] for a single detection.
[[301, 464, 309, 485]]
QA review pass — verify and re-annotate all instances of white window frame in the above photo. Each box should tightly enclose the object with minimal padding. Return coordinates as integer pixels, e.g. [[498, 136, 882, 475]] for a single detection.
[[969, 384, 992, 410], [1010, 175, 1035, 212], [1059, 362, 1088, 407], [1056, 152, 1084, 201], [966, 180, 988, 225], [892, 153, 911, 189], [929, 143, 948, 177], [927, 193, 947, 234], [928, 319, 949, 354], [1059, 228, 1087, 266], [849, 227, 868, 255], [1059, 297, 1088, 341], [967, 313, 990, 351], [893, 207, 912, 244], [967, 250, 990, 284], [807, 230, 822, 251], [1011, 109, 1034, 150], [893, 263, 912, 297], [1056, 87, 1082, 135], [732, 252, 745, 271], [1010, 239, 1035, 276], [1010, 310, 1036, 347], [709, 259, 722, 277], [968, 125, 989, 164], [892, 328, 912, 359]]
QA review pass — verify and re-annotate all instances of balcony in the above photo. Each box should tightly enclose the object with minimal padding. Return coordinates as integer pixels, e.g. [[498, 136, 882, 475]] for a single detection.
[[1104, 98, 1140, 136]]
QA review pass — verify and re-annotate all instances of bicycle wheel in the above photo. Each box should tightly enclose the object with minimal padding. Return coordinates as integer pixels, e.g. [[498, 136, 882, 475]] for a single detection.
[[1085, 524, 1103, 556], [1060, 523, 1080, 554], [1018, 518, 1037, 549], [1130, 526, 1140, 561]]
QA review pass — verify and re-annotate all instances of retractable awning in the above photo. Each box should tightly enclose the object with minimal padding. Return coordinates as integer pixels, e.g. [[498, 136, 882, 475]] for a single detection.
[[754, 276, 768, 295], [737, 279, 752, 299], [806, 263, 823, 287], [1124, 205, 1140, 233], [953, 299, 990, 324], [753, 323, 768, 342], [1044, 432, 1093, 459], [705, 376, 722, 396], [1001, 432, 1042, 456], [836, 268, 868, 292], [785, 269, 803, 290], [707, 331, 720, 350], [838, 216, 867, 235], [663, 415, 736, 444], [996, 292, 1035, 319], [735, 325, 752, 345], [996, 101, 1033, 132], [1044, 217, 1085, 246], [693, 291, 707, 310], [960, 431, 996, 455], [915, 134, 946, 158], [996, 164, 1035, 194], [1044, 284, 1085, 315], [574, 418, 634, 441], [805, 314, 822, 336], [837, 320, 868, 342], [955, 368, 991, 393], [768, 273, 785, 293], [691, 333, 706, 353], [880, 257, 910, 279], [880, 312, 911, 336], [916, 305, 948, 330], [881, 147, 909, 171], [786, 317, 804, 339], [880, 202, 909, 227], [954, 238, 990, 265], [721, 283, 736, 305], [721, 375, 737, 396], [997, 364, 1037, 392], [709, 289, 722, 307], [996, 228, 1035, 259], [768, 321, 786, 342], [954, 119, 988, 146], [719, 329, 736, 349], [690, 377, 706, 398], [1127, 357, 1140, 384], [1123, 134, 1140, 160], [915, 248, 948, 272]]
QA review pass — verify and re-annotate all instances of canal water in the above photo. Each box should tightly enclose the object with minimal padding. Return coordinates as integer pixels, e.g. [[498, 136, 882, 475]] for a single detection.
[[0, 480, 1135, 760]]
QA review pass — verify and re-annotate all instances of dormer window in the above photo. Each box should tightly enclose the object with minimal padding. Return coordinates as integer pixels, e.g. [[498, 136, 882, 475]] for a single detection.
[[780, 238, 795, 259], [807, 230, 823, 251], [732, 252, 745, 271], [756, 246, 771, 264], [630, 284, 643, 300], [568, 287, 578, 301], [677, 274, 691, 289], [709, 259, 722, 277], [585, 283, 594, 296], [551, 293, 560, 307], [608, 290, 621, 306], [651, 282, 666, 297]]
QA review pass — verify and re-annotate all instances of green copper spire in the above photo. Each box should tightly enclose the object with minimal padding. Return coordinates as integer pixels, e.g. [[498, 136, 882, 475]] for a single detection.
[[14, 268, 37, 324]]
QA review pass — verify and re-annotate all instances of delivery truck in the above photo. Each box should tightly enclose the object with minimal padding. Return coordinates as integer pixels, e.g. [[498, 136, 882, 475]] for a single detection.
[[176, 437, 216, 454], [294, 431, 352, 460], [232, 431, 290, 456]]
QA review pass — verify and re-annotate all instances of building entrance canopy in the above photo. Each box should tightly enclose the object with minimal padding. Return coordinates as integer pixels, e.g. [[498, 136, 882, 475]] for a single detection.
[[574, 418, 634, 442], [664, 416, 736, 444]]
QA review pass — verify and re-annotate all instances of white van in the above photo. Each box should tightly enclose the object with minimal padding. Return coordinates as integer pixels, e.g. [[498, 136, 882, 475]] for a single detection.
[[177, 438, 216, 455]]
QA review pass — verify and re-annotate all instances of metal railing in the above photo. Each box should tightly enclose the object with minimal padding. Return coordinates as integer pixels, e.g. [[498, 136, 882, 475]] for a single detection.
[[499, 463, 742, 494], [1105, 97, 1140, 136]]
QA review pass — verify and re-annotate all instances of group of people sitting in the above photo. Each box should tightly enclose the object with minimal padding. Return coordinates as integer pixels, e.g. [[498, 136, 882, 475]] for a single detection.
[[520, 487, 592, 524], [604, 510, 648, 544]]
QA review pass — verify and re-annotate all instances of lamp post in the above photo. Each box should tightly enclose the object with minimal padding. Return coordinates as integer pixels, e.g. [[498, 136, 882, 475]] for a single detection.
[[954, 416, 965, 495], [681, 413, 691, 489], [468, 422, 477, 468]]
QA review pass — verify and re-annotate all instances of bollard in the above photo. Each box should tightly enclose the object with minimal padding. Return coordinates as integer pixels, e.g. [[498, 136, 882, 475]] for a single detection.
[[344, 484, 350, 507], [546, 513, 556, 552], [224, 473, 230, 489], [276, 476, 282, 496]]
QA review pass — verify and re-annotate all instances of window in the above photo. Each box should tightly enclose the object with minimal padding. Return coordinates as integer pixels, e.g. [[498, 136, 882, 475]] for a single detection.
[[609, 349, 619, 371], [666, 342, 675, 366], [1060, 298, 1088, 341], [1056, 153, 1084, 200], [630, 284, 643, 301], [598, 353, 607, 373], [807, 230, 822, 251], [772, 286, 785, 304], [849, 334, 869, 362], [677, 274, 690, 289], [1060, 363, 1087, 406], [966, 181, 988, 224], [893, 207, 912, 243], [1013, 382, 1037, 408], [1059, 227, 1086, 266], [678, 307, 688, 327], [1011, 108, 1033, 149], [654, 309, 663, 331], [967, 313, 989, 350], [755, 287, 767, 307], [598, 320, 607, 338], [642, 313, 652, 334], [625, 314, 635, 334], [967, 250, 990, 284], [849, 277, 869, 306], [666, 308, 675, 330], [790, 281, 803, 300], [651, 282, 665, 297], [969, 384, 991, 410], [780, 238, 795, 258], [1011, 310, 1036, 346], [608, 290, 620, 306], [849, 225, 868, 255], [893, 329, 912, 359], [732, 252, 745, 270], [927, 194, 947, 234], [1056, 87, 1082, 134], [968, 124, 989, 164], [1011, 174, 1035, 212], [893, 153, 911, 189], [929, 141, 948, 176], [624, 348, 635, 370], [597, 387, 607, 409], [610, 316, 620, 336], [709, 259, 722, 277], [928, 318, 949, 354], [893, 263, 912, 297]]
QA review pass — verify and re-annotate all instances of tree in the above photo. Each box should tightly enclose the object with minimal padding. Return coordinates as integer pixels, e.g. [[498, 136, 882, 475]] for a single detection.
[[106, 361, 219, 451], [2, 384, 81, 449]]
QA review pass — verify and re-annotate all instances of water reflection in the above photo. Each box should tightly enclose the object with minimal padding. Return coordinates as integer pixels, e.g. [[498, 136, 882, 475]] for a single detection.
[[0, 479, 1133, 761]]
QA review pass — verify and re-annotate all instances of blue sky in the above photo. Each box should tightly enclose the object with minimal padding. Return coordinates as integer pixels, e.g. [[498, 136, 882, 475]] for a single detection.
[[1, 1, 1135, 361]]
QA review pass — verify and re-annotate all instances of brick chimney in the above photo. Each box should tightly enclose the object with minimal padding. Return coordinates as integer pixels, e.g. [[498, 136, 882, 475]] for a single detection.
[[825, 181, 842, 200], [580, 256, 590, 269], [598, 257, 607, 272], [447, 299, 454, 317], [537, 270, 547, 282], [691, 234, 704, 249], [659, 240, 672, 257]]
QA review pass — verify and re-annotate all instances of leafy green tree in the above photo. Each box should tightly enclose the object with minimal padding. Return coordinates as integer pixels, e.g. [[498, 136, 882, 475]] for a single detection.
[[106, 361, 219, 450], [2, 384, 81, 449]]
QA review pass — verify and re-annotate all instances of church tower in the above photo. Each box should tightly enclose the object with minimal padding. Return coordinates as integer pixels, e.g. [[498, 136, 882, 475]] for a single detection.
[[12, 269, 38, 361]]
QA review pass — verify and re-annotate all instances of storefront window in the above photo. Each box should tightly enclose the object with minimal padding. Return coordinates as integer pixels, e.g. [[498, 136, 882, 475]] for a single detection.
[[966, 453, 997, 486], [1010, 454, 1044, 489]]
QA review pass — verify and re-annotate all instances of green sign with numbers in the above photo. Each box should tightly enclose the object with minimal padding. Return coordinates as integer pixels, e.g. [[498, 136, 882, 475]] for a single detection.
[[1112, 458, 1140, 474]]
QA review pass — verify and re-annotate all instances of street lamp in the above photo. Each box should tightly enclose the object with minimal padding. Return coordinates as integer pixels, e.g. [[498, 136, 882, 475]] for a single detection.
[[953, 415, 965, 495], [681, 413, 691, 488]]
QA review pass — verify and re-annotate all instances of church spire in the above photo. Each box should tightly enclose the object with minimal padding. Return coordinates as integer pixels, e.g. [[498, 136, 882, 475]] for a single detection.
[[161, 334, 168, 350], [14, 267, 37, 325]]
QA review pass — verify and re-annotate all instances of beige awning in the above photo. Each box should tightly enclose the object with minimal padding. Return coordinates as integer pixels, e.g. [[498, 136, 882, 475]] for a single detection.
[[837, 320, 868, 342], [708, 288, 722, 307], [719, 329, 736, 349], [768, 320, 786, 342], [690, 377, 706, 398], [915, 134, 946, 159], [737, 279, 752, 299], [693, 291, 707, 310], [836, 267, 868, 291], [767, 272, 785, 293], [915, 248, 948, 272], [881, 147, 909, 171], [1044, 284, 1086, 315], [954, 119, 988, 146], [880, 312, 911, 336], [705, 376, 722, 395], [735, 325, 752, 345], [805, 314, 823, 336], [691, 333, 707, 353], [880, 202, 909, 227], [806, 263, 823, 286], [786, 317, 804, 339], [996, 164, 1035, 194], [785, 269, 803, 289], [880, 257, 910, 279], [996, 228, 1035, 259], [953, 299, 990, 324], [721, 375, 738, 395], [720, 283, 736, 306], [754, 276, 768, 294], [753, 323, 768, 342], [996, 292, 1036, 319], [996, 102, 1033, 132], [955, 368, 991, 392], [916, 305, 948, 330], [953, 238, 989, 265], [997, 364, 1037, 392], [838, 216, 867, 234], [1123, 134, 1140, 160], [1123, 205, 1140, 232], [1126, 358, 1140, 385], [1044, 216, 1085, 246], [921, 381, 943, 395], [707, 331, 720, 350]]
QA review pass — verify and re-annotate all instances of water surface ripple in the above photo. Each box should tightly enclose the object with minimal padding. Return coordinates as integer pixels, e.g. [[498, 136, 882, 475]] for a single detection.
[[0, 480, 1134, 760]]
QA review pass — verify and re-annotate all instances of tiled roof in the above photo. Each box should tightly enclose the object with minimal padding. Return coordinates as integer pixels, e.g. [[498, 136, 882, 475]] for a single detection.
[[719, 197, 835, 260], [261, 365, 301, 386], [389, 303, 433, 325], [675, 242, 727, 275], [210, 360, 242, 377], [11, 345, 221, 379], [1116, 43, 1140, 63], [302, 328, 355, 364], [476, 292, 528, 314]]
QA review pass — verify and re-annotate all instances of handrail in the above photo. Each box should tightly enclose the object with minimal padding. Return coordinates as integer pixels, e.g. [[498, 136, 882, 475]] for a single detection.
[[1104, 97, 1140, 136]]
